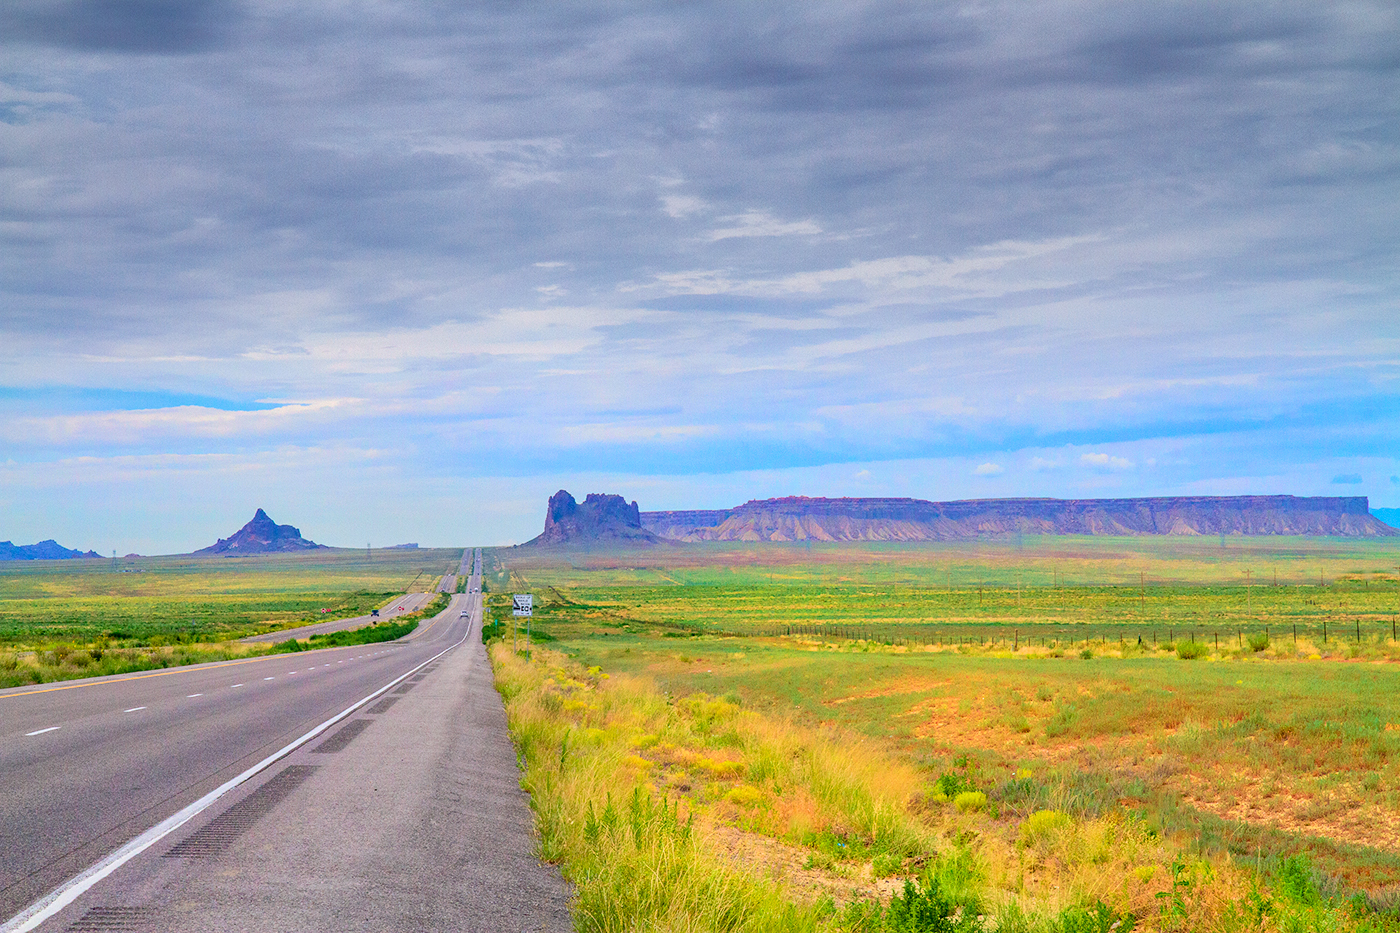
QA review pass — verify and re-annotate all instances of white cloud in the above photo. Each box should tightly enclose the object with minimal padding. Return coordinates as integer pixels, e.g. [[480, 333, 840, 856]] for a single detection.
[[556, 422, 717, 445], [704, 211, 822, 242], [649, 235, 1095, 297], [1, 399, 360, 445], [974, 462, 1004, 476], [1080, 453, 1134, 472], [1028, 457, 1062, 471], [661, 195, 707, 219]]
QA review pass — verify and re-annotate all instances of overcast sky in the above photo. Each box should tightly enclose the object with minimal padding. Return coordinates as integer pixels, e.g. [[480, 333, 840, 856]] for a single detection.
[[1, 0, 1397, 552]]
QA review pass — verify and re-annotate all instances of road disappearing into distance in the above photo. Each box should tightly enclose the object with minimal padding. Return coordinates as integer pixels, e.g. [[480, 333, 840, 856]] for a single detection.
[[0, 548, 571, 932]]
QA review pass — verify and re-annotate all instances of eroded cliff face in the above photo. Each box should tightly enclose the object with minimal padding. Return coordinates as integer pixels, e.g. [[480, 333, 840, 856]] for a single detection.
[[641, 496, 1396, 542], [525, 490, 663, 547]]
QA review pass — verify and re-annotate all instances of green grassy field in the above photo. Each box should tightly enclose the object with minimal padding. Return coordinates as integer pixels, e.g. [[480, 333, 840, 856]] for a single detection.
[[493, 538, 1400, 650], [0, 547, 463, 644], [0, 548, 463, 686], [485, 537, 1400, 932]]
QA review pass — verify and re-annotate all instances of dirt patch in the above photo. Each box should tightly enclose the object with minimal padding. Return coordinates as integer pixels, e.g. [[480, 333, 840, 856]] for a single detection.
[[702, 823, 905, 905]]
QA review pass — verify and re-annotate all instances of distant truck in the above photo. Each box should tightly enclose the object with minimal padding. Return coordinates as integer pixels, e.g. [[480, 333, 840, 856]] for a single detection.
[[370, 609, 379, 618]]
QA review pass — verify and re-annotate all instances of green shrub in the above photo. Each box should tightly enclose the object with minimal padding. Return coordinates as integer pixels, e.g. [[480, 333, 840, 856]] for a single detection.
[[1276, 853, 1321, 907], [1176, 641, 1207, 660], [1248, 632, 1270, 652], [1079, 648, 1094, 660], [724, 785, 763, 808], [937, 772, 971, 798], [1020, 809, 1072, 845], [1054, 900, 1136, 933], [954, 791, 988, 813], [874, 852, 906, 877], [886, 877, 983, 932]]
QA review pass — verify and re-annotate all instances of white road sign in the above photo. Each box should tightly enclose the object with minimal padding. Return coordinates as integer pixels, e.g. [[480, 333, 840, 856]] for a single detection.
[[512, 594, 533, 617]]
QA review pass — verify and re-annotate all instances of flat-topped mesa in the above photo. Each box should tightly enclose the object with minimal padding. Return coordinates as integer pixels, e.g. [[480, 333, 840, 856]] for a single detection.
[[641, 495, 1397, 542], [195, 508, 327, 555], [522, 490, 664, 547]]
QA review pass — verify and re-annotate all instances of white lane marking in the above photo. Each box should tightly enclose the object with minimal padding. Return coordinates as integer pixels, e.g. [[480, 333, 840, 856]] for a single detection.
[[25, 727, 60, 736], [0, 622, 473, 933], [186, 694, 203, 698], [264, 677, 274, 681], [231, 684, 243, 688], [123, 707, 146, 713]]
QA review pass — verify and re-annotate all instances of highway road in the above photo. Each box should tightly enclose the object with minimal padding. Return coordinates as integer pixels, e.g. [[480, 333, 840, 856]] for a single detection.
[[436, 547, 474, 595], [1, 548, 571, 932], [239, 591, 438, 643]]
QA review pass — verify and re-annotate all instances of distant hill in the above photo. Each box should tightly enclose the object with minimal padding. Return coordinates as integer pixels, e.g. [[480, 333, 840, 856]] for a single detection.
[[643, 495, 1396, 541], [195, 509, 327, 556], [521, 490, 664, 547], [0, 540, 101, 561], [1374, 508, 1400, 531]]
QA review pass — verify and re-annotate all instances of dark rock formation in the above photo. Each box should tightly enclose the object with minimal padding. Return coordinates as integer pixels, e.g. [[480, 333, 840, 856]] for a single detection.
[[522, 490, 664, 547], [195, 509, 327, 555], [643, 495, 1397, 541], [0, 539, 101, 560]]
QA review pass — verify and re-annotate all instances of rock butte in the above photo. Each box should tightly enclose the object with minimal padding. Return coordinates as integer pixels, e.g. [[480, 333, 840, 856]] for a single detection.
[[521, 490, 666, 548], [194, 508, 327, 556]]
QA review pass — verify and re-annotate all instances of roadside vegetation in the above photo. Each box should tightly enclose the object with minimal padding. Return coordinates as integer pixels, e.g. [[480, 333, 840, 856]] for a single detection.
[[0, 549, 460, 687], [273, 592, 448, 652], [485, 538, 1400, 931]]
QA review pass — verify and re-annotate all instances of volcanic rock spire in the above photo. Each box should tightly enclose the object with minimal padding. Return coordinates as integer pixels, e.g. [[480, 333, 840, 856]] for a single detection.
[[195, 509, 327, 555]]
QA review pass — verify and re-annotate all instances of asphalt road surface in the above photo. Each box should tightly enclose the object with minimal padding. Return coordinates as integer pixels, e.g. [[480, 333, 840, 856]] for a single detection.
[[1, 549, 571, 932], [239, 591, 438, 644]]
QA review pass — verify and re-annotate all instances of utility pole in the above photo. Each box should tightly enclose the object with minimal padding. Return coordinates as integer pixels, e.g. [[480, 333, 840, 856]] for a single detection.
[[1245, 569, 1253, 617]]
